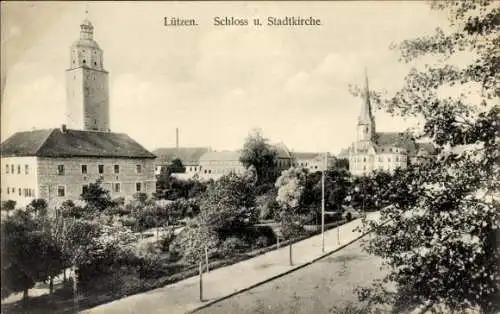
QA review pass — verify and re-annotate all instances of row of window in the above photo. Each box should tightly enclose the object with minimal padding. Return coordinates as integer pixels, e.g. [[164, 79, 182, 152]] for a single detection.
[[352, 156, 406, 163], [56, 182, 144, 198], [57, 164, 143, 176], [3, 187, 35, 197], [5, 164, 29, 175]]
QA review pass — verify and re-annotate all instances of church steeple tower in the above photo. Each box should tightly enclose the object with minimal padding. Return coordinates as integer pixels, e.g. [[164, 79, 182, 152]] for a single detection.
[[65, 9, 110, 132], [357, 68, 375, 142]]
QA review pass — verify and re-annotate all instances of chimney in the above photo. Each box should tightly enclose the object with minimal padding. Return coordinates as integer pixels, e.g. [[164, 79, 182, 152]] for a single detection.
[[61, 124, 68, 133], [176, 128, 179, 154]]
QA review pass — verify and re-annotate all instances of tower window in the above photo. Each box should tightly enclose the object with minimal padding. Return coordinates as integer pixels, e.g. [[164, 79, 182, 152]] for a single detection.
[[94, 62, 97, 66], [83, 60, 86, 64]]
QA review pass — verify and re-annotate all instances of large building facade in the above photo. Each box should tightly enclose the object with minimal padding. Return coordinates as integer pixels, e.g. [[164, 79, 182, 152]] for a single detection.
[[1, 17, 156, 208], [341, 71, 435, 176]]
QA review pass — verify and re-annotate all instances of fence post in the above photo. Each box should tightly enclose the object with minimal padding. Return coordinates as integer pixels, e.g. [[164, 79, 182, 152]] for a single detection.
[[289, 243, 293, 266], [199, 260, 203, 302], [205, 246, 209, 273], [73, 265, 78, 312]]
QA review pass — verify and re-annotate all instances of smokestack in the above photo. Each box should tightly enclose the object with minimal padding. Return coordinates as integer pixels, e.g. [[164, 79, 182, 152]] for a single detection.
[[176, 128, 179, 154]]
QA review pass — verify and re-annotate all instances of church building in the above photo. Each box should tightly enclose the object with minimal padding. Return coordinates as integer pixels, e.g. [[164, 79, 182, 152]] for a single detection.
[[340, 70, 436, 176], [1, 17, 156, 209]]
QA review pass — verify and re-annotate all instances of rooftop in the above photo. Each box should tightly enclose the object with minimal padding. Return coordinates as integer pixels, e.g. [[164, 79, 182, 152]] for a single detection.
[[1, 128, 156, 159]]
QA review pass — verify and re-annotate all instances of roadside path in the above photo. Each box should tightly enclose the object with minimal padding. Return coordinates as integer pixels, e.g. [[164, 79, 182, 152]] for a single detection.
[[83, 212, 380, 314]]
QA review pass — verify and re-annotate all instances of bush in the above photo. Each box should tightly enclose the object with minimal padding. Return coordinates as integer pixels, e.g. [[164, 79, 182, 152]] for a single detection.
[[169, 222, 219, 264], [255, 235, 270, 248], [280, 221, 305, 240], [219, 237, 249, 258], [1, 200, 16, 211]]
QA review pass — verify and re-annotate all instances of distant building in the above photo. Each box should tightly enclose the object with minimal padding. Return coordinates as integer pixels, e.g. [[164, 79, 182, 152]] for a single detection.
[[152, 147, 210, 176], [339, 70, 436, 176], [177, 143, 294, 181], [292, 152, 335, 172], [0, 16, 156, 208]]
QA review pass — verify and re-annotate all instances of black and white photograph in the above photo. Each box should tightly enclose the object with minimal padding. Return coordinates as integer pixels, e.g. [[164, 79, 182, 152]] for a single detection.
[[1, 1, 498, 313]]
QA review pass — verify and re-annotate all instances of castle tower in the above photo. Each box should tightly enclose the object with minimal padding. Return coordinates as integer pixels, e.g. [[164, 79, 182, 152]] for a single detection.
[[356, 68, 375, 143], [66, 13, 110, 132]]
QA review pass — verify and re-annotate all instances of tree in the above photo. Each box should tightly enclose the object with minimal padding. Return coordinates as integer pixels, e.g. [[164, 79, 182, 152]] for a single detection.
[[239, 128, 279, 185], [357, 1, 499, 313], [81, 179, 113, 212], [1, 209, 64, 302], [199, 172, 256, 233], [168, 158, 186, 174], [1, 200, 16, 212]]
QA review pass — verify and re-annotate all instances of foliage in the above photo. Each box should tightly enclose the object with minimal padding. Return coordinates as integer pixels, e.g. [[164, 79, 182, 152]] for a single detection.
[[239, 128, 279, 185], [169, 220, 219, 264], [198, 172, 256, 233], [1, 209, 64, 300], [219, 237, 249, 258], [155, 174, 208, 201], [358, 1, 500, 313], [256, 190, 280, 220], [275, 167, 308, 211], [81, 179, 113, 212], [1, 200, 16, 211]]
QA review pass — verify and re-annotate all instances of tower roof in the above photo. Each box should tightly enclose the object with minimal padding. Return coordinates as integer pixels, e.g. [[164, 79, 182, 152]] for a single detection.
[[358, 67, 373, 124]]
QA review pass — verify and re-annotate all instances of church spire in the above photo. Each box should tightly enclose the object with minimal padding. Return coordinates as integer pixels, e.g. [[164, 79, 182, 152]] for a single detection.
[[359, 67, 373, 124], [356, 67, 376, 142]]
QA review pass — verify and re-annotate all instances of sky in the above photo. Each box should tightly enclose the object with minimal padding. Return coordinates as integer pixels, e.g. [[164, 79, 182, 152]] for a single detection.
[[1, 1, 449, 154]]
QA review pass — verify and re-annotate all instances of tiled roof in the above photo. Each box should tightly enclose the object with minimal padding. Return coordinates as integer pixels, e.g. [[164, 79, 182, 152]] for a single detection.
[[272, 142, 292, 159], [292, 152, 321, 160], [152, 147, 210, 164], [375, 132, 419, 154], [1, 128, 155, 159], [199, 151, 241, 162]]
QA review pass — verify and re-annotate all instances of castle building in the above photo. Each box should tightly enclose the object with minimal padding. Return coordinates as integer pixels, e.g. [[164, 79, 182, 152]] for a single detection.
[[1, 16, 156, 209], [340, 70, 435, 176]]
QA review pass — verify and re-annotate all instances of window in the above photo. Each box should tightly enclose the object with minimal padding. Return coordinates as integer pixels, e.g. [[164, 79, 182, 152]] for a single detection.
[[25, 165, 29, 175], [136, 182, 142, 192], [395, 156, 399, 162], [82, 185, 88, 195], [6, 188, 9, 195], [11, 165, 14, 173], [31, 189, 36, 198], [17, 165, 21, 174], [114, 165, 120, 174], [98, 164, 104, 174], [113, 183, 121, 193], [18, 188, 21, 196], [5, 165, 9, 174], [388, 158, 391, 163], [81, 165, 87, 174], [57, 185, 65, 197], [57, 165, 65, 175]]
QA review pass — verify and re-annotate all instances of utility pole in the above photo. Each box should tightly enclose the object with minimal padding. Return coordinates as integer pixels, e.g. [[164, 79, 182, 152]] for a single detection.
[[321, 152, 327, 253]]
